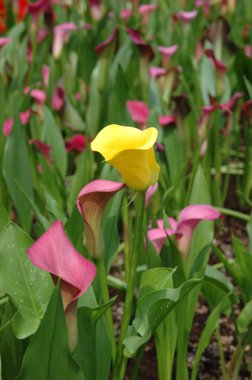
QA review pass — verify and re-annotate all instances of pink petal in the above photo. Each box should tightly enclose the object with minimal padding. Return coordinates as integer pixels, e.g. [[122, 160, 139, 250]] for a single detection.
[[2, 119, 13, 137], [94, 28, 118, 55], [219, 92, 244, 112], [29, 139, 51, 159], [127, 28, 146, 45], [159, 115, 176, 126], [30, 89, 47, 104], [148, 217, 176, 253], [139, 4, 158, 14], [53, 23, 77, 59], [127, 28, 155, 61], [157, 45, 178, 58], [149, 66, 166, 78], [65, 134, 86, 152], [245, 45, 252, 58], [174, 10, 198, 22], [126, 100, 149, 125], [51, 87, 65, 111], [120, 8, 132, 20], [0, 38, 12, 48], [42, 65, 50, 87], [28, 0, 53, 20], [77, 180, 125, 259], [37, 27, 49, 43], [27, 220, 96, 308], [20, 109, 33, 125], [205, 49, 227, 75], [145, 183, 158, 207]]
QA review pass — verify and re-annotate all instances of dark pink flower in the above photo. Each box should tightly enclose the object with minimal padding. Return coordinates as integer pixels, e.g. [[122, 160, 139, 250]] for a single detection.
[[120, 8, 132, 20], [173, 10, 198, 23], [27, 220, 96, 310], [51, 87, 65, 111], [94, 28, 118, 55], [30, 89, 47, 104], [29, 139, 51, 160], [158, 45, 178, 59], [205, 49, 227, 75], [159, 115, 176, 126], [28, 0, 53, 21], [53, 23, 77, 59], [20, 109, 34, 124], [0, 37, 12, 48], [2, 119, 13, 137], [245, 45, 252, 58], [148, 204, 220, 259], [149, 66, 166, 78], [126, 28, 154, 61], [65, 134, 86, 152], [37, 27, 49, 42], [77, 180, 125, 259], [126, 100, 149, 128]]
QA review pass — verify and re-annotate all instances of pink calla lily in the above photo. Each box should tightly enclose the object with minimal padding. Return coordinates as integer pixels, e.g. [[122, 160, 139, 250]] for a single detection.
[[0, 37, 12, 48], [149, 66, 166, 78], [53, 23, 77, 59], [77, 180, 125, 259], [51, 87, 65, 111], [30, 89, 47, 104], [27, 220, 96, 310], [145, 183, 158, 207], [157, 45, 178, 58], [159, 115, 176, 126], [205, 49, 227, 75], [173, 10, 198, 23], [65, 134, 86, 152], [126, 100, 149, 128], [148, 204, 220, 258], [29, 139, 51, 161], [94, 28, 118, 55]]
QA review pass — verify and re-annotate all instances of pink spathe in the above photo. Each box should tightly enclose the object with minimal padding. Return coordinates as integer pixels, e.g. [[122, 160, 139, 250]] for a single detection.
[[27, 220, 96, 308], [126, 100, 149, 127]]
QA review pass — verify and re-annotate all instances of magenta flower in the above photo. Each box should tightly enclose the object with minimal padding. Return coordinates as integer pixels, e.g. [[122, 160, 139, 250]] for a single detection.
[[145, 183, 158, 207], [77, 180, 125, 259], [0, 37, 12, 48], [159, 115, 176, 126], [51, 87, 65, 111], [94, 28, 118, 55], [30, 89, 47, 104], [148, 204, 220, 259], [29, 139, 51, 161], [126, 100, 149, 128], [158, 45, 178, 59], [27, 220, 96, 351], [20, 109, 34, 124], [27, 220, 96, 308], [149, 66, 166, 78], [65, 134, 86, 152], [173, 10, 198, 23], [2, 119, 13, 137], [53, 23, 77, 59], [205, 49, 227, 75], [28, 0, 53, 22], [120, 8, 132, 20], [127, 28, 154, 61]]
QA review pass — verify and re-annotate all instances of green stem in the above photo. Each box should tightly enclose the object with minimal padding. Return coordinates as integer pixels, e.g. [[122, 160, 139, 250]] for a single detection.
[[112, 192, 146, 380], [216, 207, 251, 222], [130, 344, 146, 380], [96, 256, 116, 363]]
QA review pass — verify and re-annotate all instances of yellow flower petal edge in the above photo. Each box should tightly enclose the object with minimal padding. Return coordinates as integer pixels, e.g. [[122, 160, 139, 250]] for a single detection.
[[91, 124, 160, 191]]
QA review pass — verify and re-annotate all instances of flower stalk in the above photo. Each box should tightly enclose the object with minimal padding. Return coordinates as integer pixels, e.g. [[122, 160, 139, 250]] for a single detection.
[[113, 191, 146, 380]]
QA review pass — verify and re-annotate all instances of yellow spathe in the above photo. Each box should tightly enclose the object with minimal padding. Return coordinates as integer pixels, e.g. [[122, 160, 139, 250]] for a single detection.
[[91, 124, 160, 190]]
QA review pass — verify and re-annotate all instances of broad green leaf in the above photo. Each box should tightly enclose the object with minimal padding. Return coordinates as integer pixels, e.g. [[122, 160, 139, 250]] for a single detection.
[[16, 286, 84, 380], [2, 116, 33, 232], [191, 294, 230, 380], [0, 223, 53, 338], [124, 269, 201, 357], [86, 64, 102, 138], [43, 106, 67, 178], [63, 98, 85, 132], [0, 202, 8, 232]]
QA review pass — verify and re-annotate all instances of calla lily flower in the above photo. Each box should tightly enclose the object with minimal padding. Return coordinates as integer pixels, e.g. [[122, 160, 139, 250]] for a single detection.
[[173, 10, 198, 23], [126, 100, 149, 128], [157, 45, 178, 59], [29, 139, 51, 161], [91, 124, 160, 191], [2, 119, 13, 137], [42, 65, 50, 87], [205, 49, 227, 75], [30, 89, 47, 104], [145, 183, 158, 207], [148, 204, 220, 259], [27, 220, 96, 351], [94, 28, 118, 55], [53, 23, 77, 59], [51, 87, 65, 111], [27, 220, 96, 309], [149, 66, 166, 78], [159, 115, 176, 126], [65, 134, 86, 152], [127, 28, 155, 61], [0, 37, 11, 48], [77, 180, 125, 259]]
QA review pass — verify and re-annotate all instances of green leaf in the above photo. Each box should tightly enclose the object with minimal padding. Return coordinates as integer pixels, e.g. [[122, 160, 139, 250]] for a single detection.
[[191, 294, 230, 380], [63, 98, 85, 132], [124, 268, 201, 357], [74, 298, 116, 380], [43, 106, 67, 178], [0, 223, 53, 338], [2, 116, 34, 232], [0, 202, 8, 232], [237, 300, 252, 334], [16, 286, 84, 380]]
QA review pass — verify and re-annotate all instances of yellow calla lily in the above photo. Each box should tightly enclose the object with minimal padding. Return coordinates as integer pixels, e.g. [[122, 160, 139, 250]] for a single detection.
[[91, 124, 160, 190]]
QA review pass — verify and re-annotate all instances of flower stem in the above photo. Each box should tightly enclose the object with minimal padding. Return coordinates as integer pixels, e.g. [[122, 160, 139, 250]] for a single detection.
[[96, 256, 117, 363], [112, 191, 146, 380]]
